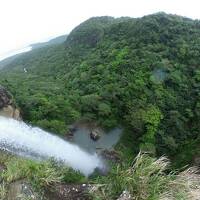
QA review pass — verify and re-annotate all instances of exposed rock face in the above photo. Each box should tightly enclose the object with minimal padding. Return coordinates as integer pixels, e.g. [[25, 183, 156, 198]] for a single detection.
[[0, 86, 12, 108], [100, 150, 121, 163], [0, 86, 20, 120]]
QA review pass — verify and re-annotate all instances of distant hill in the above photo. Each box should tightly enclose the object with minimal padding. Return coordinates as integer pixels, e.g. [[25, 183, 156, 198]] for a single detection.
[[0, 34, 67, 70], [0, 13, 200, 167], [31, 34, 67, 49]]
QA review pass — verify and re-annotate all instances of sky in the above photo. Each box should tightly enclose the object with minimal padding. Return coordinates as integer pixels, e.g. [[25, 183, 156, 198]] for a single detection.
[[0, 0, 200, 60]]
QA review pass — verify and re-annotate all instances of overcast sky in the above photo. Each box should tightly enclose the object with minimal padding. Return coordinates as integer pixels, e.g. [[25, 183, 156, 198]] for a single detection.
[[0, 0, 200, 60]]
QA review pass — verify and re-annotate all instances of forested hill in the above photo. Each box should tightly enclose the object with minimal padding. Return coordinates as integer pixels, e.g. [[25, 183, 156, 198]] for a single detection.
[[0, 34, 67, 70], [0, 13, 200, 167], [31, 34, 67, 49]]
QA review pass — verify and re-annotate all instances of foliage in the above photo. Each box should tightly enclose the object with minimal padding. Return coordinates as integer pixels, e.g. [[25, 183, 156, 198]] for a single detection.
[[2, 158, 62, 188], [0, 153, 86, 199], [1, 155, 85, 189], [0, 13, 200, 165], [90, 152, 198, 200], [140, 105, 163, 153], [61, 167, 86, 183]]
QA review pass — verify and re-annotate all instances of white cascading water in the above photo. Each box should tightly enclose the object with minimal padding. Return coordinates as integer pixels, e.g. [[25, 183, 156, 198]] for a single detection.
[[0, 116, 103, 176]]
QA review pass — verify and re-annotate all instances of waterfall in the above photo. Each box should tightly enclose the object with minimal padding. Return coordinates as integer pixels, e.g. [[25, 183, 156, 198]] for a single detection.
[[0, 116, 103, 175]]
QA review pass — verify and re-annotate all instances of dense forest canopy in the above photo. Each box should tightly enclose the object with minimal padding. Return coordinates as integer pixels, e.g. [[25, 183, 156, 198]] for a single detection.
[[0, 12, 200, 167]]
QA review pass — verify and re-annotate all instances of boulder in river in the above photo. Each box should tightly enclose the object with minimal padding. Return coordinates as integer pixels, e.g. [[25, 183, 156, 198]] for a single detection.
[[68, 125, 78, 132], [90, 130, 101, 141]]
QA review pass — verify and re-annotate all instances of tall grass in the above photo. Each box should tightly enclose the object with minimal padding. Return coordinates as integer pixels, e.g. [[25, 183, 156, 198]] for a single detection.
[[2, 158, 62, 188], [91, 152, 200, 200], [0, 153, 86, 199]]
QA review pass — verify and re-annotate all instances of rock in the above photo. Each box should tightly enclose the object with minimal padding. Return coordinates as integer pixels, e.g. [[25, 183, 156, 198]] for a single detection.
[[65, 125, 78, 140], [7, 181, 40, 200], [65, 131, 74, 140], [90, 130, 100, 141], [68, 131, 74, 136], [45, 183, 91, 200], [68, 125, 78, 133], [101, 150, 121, 163], [0, 86, 12, 108], [0, 86, 21, 120], [117, 190, 132, 200], [0, 105, 21, 120]]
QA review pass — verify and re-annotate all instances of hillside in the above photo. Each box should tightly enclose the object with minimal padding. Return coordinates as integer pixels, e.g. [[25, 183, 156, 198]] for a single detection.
[[0, 13, 200, 167], [0, 34, 67, 70]]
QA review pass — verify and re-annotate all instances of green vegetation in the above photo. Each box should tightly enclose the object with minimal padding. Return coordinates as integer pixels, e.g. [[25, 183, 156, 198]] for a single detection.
[[3, 158, 61, 187], [0, 152, 199, 200], [0, 152, 85, 199], [90, 152, 198, 200], [0, 12, 200, 167]]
